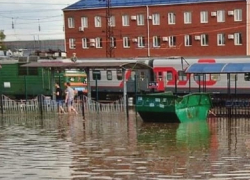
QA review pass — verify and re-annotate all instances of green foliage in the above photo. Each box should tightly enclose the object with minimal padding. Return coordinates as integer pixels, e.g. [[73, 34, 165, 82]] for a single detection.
[[0, 30, 6, 50]]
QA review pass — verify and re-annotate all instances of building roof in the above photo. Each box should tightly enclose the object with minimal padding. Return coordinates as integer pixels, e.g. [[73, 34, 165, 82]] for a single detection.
[[185, 63, 250, 74], [63, 0, 242, 10]]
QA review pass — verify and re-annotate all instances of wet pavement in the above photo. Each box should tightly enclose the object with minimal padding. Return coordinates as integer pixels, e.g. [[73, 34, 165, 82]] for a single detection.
[[1, 112, 250, 179]]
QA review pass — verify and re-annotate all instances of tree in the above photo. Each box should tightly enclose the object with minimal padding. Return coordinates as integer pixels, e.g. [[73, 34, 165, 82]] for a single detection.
[[0, 30, 6, 50]]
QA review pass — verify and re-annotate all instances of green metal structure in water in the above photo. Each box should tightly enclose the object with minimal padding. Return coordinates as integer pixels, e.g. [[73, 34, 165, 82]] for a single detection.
[[136, 92, 212, 123]]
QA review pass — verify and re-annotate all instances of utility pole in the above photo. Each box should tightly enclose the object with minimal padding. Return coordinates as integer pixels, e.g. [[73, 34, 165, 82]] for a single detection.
[[105, 0, 114, 58]]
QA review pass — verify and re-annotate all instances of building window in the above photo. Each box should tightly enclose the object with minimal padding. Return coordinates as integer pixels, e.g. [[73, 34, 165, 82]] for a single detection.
[[95, 37, 102, 48], [137, 14, 145, 25], [217, 33, 225, 46], [95, 16, 102, 27], [122, 15, 129, 26], [153, 36, 160, 47], [169, 36, 176, 47], [234, 33, 242, 45], [110, 37, 116, 48], [152, 13, 160, 25], [68, 17, 74, 28], [217, 10, 225, 22], [234, 9, 242, 21], [184, 35, 192, 46], [109, 16, 115, 27], [123, 37, 130, 48], [82, 38, 89, 49], [138, 36, 145, 47], [81, 16, 88, 28], [168, 12, 176, 24], [69, 38, 76, 49], [107, 70, 112, 80], [201, 34, 209, 46], [200, 11, 208, 23], [184, 12, 192, 24]]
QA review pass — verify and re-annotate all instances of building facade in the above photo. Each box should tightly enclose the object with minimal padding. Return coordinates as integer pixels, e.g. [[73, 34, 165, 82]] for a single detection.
[[63, 0, 250, 58]]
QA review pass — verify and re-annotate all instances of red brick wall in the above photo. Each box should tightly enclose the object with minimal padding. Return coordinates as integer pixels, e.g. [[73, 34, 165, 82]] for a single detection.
[[64, 1, 246, 58]]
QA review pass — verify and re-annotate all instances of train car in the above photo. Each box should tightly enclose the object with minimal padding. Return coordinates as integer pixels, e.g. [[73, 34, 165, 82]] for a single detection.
[[153, 56, 250, 95]]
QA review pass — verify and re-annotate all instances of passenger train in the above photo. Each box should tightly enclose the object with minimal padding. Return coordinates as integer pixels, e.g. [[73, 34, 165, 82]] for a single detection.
[[0, 56, 249, 100], [82, 56, 250, 99]]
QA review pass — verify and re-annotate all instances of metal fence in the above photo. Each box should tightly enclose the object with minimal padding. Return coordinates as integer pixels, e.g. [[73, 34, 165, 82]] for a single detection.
[[0, 94, 125, 115]]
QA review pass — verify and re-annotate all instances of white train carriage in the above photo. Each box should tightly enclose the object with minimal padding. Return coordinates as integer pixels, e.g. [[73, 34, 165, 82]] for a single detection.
[[153, 57, 250, 94]]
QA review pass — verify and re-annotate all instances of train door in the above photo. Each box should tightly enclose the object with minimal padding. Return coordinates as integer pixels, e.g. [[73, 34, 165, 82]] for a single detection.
[[155, 70, 173, 92], [136, 69, 149, 92]]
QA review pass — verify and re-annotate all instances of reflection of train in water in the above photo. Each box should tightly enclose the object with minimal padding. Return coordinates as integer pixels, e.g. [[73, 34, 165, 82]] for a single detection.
[[1, 56, 250, 99]]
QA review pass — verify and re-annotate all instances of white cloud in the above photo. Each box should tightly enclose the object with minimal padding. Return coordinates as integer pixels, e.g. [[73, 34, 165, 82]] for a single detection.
[[0, 0, 78, 41]]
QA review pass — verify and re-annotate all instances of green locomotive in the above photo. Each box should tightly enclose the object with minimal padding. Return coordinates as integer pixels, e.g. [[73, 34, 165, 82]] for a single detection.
[[0, 59, 87, 99]]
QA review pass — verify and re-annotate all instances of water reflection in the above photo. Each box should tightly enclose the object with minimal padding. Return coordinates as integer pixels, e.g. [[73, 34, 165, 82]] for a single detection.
[[1, 114, 250, 179]]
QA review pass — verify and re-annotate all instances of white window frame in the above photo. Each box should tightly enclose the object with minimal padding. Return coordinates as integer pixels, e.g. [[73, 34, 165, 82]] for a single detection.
[[82, 38, 89, 49], [68, 17, 74, 28], [137, 14, 145, 25], [234, 32, 242, 45], [169, 36, 176, 47], [217, 10, 225, 22], [184, 35, 192, 46], [201, 34, 209, 46], [81, 16, 88, 28], [168, 12, 176, 24], [200, 11, 208, 23], [122, 15, 129, 26], [123, 37, 130, 48], [152, 13, 160, 25], [110, 37, 116, 48], [217, 33, 225, 46], [234, 9, 242, 21], [95, 37, 102, 48], [69, 38, 76, 49], [153, 36, 160, 47], [94, 16, 102, 27], [184, 12, 192, 24], [109, 16, 115, 27], [138, 36, 145, 47]]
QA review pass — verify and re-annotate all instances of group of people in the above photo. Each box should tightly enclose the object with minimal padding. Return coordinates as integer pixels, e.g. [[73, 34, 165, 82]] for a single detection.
[[55, 82, 78, 114]]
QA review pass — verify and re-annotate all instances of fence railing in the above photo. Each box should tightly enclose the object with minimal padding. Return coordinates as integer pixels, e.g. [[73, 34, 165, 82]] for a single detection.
[[0, 94, 125, 115]]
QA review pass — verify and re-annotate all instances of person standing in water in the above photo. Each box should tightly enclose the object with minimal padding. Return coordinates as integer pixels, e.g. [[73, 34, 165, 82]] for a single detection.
[[55, 83, 66, 114], [64, 82, 78, 114]]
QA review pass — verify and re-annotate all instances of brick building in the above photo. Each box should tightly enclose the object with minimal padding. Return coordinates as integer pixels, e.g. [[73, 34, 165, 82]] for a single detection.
[[63, 0, 250, 58]]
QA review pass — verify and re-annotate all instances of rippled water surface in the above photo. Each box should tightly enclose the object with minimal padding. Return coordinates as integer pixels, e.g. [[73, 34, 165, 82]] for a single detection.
[[1, 112, 250, 180]]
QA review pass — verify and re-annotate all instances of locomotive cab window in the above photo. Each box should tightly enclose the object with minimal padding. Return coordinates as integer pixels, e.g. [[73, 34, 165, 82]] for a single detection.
[[106, 70, 112, 80], [117, 70, 122, 80], [130, 71, 136, 81], [178, 71, 187, 81], [140, 71, 145, 80], [244, 73, 250, 81], [92, 70, 101, 80], [18, 64, 38, 76]]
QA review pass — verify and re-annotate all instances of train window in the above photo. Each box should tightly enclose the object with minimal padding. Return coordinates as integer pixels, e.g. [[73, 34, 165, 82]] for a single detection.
[[194, 74, 204, 81], [117, 70, 122, 80], [211, 74, 220, 81], [178, 71, 187, 81], [244, 73, 250, 81], [140, 71, 145, 80], [106, 70, 112, 80], [158, 72, 162, 78], [18, 65, 38, 76], [92, 70, 101, 80], [166, 72, 173, 80], [230, 74, 237, 81]]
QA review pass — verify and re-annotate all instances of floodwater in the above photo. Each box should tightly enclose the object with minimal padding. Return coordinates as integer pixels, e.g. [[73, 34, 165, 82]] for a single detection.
[[1, 112, 250, 180]]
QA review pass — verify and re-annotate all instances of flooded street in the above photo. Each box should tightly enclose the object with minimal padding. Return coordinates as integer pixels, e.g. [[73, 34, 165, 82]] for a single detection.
[[1, 112, 250, 179]]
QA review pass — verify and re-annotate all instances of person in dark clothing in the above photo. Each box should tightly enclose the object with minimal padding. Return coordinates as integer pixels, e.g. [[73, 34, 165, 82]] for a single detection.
[[55, 83, 66, 114]]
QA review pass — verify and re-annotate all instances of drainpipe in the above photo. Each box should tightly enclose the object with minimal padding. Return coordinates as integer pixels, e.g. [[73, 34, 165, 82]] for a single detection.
[[247, 0, 249, 55], [146, 5, 150, 57]]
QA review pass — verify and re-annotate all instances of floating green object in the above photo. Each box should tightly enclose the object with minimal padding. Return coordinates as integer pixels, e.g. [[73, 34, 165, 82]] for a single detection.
[[136, 92, 212, 123]]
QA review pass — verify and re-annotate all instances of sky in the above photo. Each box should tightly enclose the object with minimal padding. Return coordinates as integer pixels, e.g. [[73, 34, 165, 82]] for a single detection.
[[0, 0, 78, 41]]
